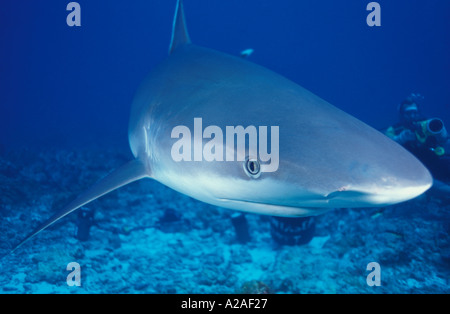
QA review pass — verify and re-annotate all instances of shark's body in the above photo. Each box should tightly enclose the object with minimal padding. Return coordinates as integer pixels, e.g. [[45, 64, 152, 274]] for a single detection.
[[9, 0, 432, 253]]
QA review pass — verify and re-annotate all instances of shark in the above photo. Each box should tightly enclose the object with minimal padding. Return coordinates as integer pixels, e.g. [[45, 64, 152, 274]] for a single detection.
[[8, 0, 432, 254]]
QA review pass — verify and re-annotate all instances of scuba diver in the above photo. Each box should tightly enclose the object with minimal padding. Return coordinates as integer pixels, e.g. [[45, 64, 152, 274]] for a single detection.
[[269, 216, 315, 246], [230, 212, 315, 246], [75, 207, 95, 242], [385, 94, 450, 194]]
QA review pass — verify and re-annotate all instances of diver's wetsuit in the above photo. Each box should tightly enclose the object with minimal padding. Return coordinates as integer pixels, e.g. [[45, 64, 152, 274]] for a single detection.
[[386, 123, 450, 185]]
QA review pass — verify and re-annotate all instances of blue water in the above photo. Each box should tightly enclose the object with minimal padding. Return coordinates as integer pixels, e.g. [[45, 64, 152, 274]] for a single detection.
[[0, 0, 449, 294]]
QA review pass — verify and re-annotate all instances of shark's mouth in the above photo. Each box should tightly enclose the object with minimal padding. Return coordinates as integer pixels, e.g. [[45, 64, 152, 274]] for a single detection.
[[218, 188, 371, 212], [217, 198, 331, 217], [217, 181, 432, 217]]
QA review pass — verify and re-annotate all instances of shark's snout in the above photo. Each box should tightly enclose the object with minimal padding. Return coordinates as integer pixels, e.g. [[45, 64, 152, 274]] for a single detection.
[[367, 163, 432, 205], [326, 178, 432, 208], [326, 152, 433, 208]]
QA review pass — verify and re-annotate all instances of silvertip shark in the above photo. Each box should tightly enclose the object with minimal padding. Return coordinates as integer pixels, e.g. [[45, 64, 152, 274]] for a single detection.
[[8, 0, 432, 254]]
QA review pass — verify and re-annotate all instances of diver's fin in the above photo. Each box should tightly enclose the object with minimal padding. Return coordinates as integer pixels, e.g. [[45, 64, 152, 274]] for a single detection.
[[169, 0, 191, 54], [7, 159, 148, 256]]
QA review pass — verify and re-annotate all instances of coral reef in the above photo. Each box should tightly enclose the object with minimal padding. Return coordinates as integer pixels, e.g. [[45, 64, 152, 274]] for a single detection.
[[0, 148, 449, 293]]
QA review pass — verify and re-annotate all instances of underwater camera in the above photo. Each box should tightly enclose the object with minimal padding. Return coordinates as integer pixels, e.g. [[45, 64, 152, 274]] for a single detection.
[[415, 118, 447, 139], [424, 118, 445, 135], [414, 118, 448, 156]]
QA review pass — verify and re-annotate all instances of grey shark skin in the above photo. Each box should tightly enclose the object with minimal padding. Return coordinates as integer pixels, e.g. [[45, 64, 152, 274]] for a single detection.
[[9, 0, 432, 253]]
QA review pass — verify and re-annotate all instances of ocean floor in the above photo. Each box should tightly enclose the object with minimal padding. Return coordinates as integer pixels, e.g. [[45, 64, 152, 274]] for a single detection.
[[0, 148, 449, 294]]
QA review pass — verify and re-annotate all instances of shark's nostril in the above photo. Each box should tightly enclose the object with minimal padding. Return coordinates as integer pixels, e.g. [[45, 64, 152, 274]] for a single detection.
[[325, 190, 371, 200]]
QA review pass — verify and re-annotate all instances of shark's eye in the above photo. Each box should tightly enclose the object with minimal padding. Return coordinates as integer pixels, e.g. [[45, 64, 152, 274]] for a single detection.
[[244, 158, 261, 178]]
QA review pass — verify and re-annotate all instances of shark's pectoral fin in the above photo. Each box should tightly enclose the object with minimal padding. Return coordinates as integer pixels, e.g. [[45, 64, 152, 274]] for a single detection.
[[8, 159, 149, 256]]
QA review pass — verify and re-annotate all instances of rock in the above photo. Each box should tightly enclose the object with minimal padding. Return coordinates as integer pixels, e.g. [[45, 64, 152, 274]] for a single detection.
[[230, 247, 252, 264], [238, 280, 272, 294]]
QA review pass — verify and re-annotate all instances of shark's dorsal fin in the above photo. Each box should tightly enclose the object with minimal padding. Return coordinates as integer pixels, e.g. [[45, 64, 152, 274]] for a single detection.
[[169, 0, 191, 54]]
